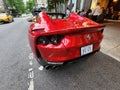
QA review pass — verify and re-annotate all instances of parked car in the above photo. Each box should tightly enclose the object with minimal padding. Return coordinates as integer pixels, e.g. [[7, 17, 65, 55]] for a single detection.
[[28, 12, 105, 69], [0, 13, 14, 23]]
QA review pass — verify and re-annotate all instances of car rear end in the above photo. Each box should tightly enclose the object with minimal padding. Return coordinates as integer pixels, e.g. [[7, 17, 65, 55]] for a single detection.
[[28, 12, 105, 66], [35, 27, 104, 62]]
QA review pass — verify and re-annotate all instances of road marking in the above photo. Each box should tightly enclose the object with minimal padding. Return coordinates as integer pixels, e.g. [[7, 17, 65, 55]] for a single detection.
[[26, 44, 29, 47], [29, 70, 34, 79], [29, 68, 33, 72], [38, 66, 44, 71], [28, 53, 33, 60], [29, 61, 33, 66], [28, 79, 34, 90], [28, 67, 34, 90], [28, 53, 34, 90]]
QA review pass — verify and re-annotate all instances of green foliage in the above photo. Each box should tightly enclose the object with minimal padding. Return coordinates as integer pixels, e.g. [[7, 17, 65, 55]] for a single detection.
[[5, 0, 26, 14], [26, 0, 35, 13]]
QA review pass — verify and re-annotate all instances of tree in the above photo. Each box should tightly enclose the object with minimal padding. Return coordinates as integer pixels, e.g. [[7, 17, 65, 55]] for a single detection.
[[26, 0, 35, 13], [5, 0, 26, 14], [48, 0, 68, 12]]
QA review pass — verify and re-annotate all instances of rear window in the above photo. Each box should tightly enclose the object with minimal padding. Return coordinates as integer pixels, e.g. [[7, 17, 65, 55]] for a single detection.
[[0, 13, 7, 17]]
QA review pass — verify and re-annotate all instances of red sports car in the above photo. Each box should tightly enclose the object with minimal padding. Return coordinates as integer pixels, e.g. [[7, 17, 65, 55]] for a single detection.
[[28, 12, 105, 69]]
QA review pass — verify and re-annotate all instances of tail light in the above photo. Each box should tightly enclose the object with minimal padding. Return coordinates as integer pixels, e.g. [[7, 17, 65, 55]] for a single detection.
[[101, 29, 104, 33], [50, 35, 64, 45], [36, 36, 49, 45], [36, 35, 64, 45]]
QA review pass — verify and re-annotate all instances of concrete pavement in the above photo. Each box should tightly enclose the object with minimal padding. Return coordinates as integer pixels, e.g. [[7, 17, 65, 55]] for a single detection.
[[101, 20, 120, 62]]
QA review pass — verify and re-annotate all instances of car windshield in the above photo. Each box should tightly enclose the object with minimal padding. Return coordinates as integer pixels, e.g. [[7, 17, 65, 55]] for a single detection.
[[0, 13, 7, 17]]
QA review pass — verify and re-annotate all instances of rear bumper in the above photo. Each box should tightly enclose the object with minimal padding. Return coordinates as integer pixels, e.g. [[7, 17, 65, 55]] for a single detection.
[[36, 31, 103, 62], [37, 42, 101, 62]]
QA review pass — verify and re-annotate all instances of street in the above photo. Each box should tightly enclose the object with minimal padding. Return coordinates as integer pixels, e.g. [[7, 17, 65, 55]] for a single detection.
[[0, 18, 120, 90]]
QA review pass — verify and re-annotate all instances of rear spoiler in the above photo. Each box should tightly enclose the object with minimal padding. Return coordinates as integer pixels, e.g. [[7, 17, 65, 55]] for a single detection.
[[33, 24, 105, 36]]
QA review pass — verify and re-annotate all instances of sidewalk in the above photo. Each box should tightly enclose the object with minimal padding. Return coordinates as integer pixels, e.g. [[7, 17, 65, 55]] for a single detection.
[[101, 20, 120, 62]]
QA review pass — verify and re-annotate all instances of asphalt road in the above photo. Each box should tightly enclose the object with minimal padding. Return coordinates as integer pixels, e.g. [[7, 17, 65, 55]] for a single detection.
[[0, 18, 120, 90]]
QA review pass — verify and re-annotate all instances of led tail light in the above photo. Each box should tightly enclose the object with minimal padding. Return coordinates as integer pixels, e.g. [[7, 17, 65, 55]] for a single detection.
[[36, 35, 64, 45]]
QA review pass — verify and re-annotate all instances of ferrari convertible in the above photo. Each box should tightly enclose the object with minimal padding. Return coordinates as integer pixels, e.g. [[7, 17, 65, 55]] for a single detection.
[[28, 11, 105, 69]]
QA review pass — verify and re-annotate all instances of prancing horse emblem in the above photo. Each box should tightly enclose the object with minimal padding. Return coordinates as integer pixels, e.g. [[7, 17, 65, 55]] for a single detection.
[[86, 34, 91, 40]]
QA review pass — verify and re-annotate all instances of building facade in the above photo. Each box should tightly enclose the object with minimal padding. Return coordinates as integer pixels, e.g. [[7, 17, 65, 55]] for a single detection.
[[0, 0, 5, 12], [35, 0, 47, 8], [68, 0, 109, 12]]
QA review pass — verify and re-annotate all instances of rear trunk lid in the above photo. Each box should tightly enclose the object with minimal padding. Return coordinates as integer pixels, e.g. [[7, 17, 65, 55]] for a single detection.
[[31, 12, 105, 36]]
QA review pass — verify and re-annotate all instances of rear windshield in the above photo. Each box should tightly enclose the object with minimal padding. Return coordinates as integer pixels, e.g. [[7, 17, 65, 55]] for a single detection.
[[0, 13, 7, 17]]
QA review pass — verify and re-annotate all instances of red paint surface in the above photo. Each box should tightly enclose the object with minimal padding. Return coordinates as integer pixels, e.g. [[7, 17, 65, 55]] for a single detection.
[[29, 12, 105, 62]]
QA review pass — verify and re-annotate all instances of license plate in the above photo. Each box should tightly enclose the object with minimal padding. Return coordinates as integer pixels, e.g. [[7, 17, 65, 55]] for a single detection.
[[81, 44, 93, 56]]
